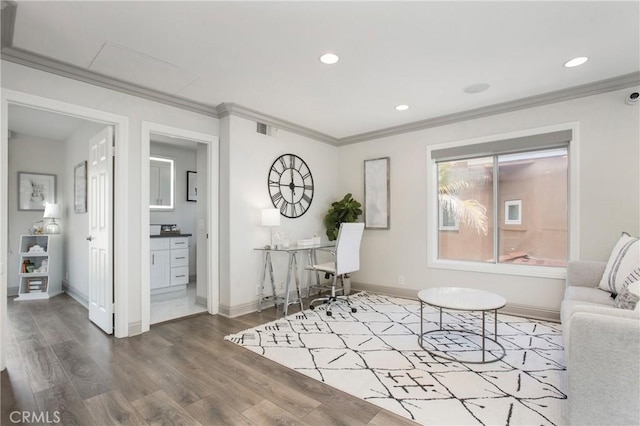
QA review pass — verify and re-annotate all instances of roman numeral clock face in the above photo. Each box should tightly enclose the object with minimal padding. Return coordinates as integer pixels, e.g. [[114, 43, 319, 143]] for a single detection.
[[268, 153, 314, 218]]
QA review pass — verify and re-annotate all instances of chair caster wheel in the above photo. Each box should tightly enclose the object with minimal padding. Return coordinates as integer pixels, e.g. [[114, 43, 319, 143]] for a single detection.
[[326, 311, 332, 317], [351, 308, 357, 313], [309, 305, 315, 310]]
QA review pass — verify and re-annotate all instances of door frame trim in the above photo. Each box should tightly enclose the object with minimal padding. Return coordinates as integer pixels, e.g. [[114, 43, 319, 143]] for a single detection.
[[1, 89, 129, 369], [141, 121, 219, 331]]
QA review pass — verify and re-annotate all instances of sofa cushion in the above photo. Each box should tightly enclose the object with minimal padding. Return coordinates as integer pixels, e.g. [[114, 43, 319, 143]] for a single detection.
[[564, 285, 615, 305], [598, 233, 639, 295]]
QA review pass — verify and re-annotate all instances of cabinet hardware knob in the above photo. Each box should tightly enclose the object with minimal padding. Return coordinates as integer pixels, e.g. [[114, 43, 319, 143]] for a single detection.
[[86, 236, 94, 241]]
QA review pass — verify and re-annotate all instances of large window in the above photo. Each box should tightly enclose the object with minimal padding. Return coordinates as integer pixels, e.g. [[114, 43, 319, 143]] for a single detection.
[[432, 130, 571, 270]]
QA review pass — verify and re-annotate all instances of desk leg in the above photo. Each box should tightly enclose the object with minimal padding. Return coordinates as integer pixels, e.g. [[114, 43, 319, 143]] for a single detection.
[[268, 253, 276, 310], [258, 252, 277, 313], [283, 253, 294, 317], [258, 252, 267, 312], [292, 252, 304, 313], [305, 249, 322, 298]]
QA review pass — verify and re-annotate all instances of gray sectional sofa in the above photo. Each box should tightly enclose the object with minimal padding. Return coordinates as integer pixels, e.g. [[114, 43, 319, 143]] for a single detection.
[[561, 260, 640, 426]]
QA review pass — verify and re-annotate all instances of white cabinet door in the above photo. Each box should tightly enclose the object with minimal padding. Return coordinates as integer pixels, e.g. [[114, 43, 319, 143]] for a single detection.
[[150, 250, 170, 289]]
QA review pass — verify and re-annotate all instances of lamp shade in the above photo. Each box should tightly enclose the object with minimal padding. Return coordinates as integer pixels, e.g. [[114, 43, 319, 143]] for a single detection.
[[43, 203, 61, 219], [261, 208, 280, 227]]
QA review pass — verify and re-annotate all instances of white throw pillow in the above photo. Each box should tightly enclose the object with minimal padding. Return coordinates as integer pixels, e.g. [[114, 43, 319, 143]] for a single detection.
[[598, 233, 640, 295]]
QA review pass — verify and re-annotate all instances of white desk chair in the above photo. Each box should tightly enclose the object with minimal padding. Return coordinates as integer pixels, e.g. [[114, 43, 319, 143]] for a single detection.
[[307, 222, 365, 316]]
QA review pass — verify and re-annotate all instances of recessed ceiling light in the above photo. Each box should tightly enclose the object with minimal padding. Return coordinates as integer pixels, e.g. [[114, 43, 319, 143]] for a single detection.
[[395, 104, 409, 111], [319, 53, 340, 65], [464, 83, 490, 94], [564, 57, 589, 68]]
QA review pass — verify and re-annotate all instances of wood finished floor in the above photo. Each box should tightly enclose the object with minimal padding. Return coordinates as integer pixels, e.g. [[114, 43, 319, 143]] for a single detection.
[[2, 293, 417, 425]]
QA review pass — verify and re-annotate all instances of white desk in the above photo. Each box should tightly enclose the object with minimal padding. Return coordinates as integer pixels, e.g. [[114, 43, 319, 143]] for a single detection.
[[255, 243, 335, 316]]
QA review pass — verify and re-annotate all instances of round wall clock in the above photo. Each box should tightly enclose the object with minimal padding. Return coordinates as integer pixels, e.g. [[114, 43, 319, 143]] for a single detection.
[[268, 153, 314, 218]]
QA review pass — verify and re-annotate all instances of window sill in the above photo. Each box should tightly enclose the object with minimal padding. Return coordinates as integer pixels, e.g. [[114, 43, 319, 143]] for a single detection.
[[428, 259, 567, 279]]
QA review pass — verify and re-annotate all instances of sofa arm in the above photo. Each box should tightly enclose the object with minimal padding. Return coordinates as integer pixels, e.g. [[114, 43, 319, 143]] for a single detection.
[[566, 260, 607, 288], [566, 311, 640, 425]]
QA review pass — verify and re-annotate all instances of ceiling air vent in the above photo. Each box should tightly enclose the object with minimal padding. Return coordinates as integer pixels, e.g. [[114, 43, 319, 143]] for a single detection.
[[256, 122, 268, 135]]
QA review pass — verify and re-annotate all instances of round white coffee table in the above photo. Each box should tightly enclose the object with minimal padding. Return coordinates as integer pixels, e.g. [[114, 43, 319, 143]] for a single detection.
[[418, 287, 506, 364]]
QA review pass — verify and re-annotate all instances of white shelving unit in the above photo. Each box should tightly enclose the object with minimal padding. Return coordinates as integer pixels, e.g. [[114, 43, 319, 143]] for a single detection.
[[15, 234, 63, 301]]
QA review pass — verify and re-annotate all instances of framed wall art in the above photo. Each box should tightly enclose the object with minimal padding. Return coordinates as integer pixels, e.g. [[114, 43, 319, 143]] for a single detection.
[[187, 171, 197, 202], [18, 172, 56, 211], [74, 161, 87, 213], [364, 157, 390, 229]]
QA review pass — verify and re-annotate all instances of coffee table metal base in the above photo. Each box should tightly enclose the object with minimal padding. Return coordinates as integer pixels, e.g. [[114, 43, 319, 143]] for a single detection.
[[419, 302, 506, 364]]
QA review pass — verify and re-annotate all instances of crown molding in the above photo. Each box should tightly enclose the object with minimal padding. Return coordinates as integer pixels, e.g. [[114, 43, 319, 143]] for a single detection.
[[1, 1, 16, 49], [339, 72, 640, 145], [217, 102, 338, 145], [1, 46, 219, 117]]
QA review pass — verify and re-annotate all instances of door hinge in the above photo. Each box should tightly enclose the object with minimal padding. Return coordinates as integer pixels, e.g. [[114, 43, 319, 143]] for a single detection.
[[111, 146, 116, 156]]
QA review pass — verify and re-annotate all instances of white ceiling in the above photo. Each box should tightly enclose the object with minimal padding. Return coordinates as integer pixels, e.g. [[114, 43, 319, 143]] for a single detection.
[[8, 1, 640, 140]]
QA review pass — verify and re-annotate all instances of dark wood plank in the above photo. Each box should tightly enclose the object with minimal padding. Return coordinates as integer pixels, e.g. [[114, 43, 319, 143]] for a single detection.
[[185, 394, 256, 426], [21, 347, 68, 393], [33, 381, 86, 424], [130, 353, 207, 407], [131, 390, 202, 425], [303, 406, 368, 426], [50, 340, 111, 399], [1, 372, 40, 426], [159, 344, 264, 412], [33, 313, 74, 346], [83, 390, 147, 425], [242, 399, 309, 426]]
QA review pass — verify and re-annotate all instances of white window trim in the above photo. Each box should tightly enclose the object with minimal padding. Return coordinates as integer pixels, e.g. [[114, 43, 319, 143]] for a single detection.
[[439, 203, 460, 231], [504, 200, 522, 225], [426, 122, 580, 279]]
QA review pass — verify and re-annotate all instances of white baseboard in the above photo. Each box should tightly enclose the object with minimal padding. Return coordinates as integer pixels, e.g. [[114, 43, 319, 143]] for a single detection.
[[219, 299, 282, 318], [195, 296, 207, 307], [62, 280, 89, 308], [7, 286, 18, 297], [352, 282, 560, 323], [128, 321, 142, 336]]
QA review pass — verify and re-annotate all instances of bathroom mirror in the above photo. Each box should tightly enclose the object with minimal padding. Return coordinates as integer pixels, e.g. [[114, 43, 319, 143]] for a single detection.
[[150, 156, 174, 210]]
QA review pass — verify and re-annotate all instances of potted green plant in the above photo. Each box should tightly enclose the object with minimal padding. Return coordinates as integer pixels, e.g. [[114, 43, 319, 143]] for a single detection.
[[324, 193, 363, 241]]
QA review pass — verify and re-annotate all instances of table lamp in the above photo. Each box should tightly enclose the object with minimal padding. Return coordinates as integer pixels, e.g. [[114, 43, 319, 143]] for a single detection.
[[43, 203, 61, 234], [261, 208, 280, 248]]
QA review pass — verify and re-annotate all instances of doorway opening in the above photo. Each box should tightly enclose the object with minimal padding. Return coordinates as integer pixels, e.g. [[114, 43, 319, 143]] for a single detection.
[[4, 104, 118, 331], [141, 122, 218, 331], [1, 90, 130, 373]]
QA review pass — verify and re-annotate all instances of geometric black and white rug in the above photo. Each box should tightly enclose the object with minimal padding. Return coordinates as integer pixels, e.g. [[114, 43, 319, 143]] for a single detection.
[[225, 292, 567, 425]]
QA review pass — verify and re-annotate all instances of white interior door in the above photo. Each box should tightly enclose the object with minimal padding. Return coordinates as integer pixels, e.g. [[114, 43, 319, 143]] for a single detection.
[[88, 126, 114, 334]]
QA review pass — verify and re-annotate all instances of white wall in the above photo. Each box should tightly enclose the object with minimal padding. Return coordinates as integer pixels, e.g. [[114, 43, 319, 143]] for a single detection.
[[7, 133, 66, 293], [150, 141, 198, 276], [63, 121, 109, 302], [220, 115, 340, 314], [338, 88, 640, 315], [2, 61, 218, 330]]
